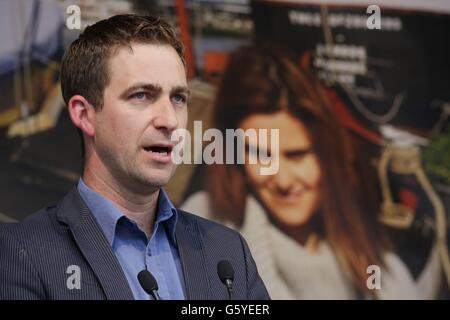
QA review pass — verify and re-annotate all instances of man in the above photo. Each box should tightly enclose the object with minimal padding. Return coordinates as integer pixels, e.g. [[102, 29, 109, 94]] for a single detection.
[[0, 14, 269, 300]]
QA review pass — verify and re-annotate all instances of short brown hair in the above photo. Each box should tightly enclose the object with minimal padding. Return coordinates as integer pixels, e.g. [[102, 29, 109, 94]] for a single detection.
[[61, 14, 185, 109]]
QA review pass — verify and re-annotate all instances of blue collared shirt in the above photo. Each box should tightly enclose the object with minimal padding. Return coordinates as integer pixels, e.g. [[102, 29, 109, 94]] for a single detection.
[[77, 179, 186, 300]]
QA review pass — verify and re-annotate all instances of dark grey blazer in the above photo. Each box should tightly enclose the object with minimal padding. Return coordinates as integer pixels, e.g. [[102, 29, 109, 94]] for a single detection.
[[0, 187, 270, 300]]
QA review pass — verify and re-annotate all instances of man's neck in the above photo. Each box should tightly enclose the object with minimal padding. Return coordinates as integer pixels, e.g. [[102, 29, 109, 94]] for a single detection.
[[83, 166, 159, 238]]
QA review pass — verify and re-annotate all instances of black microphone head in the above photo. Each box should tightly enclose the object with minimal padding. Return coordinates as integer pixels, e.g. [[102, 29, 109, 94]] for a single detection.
[[137, 270, 159, 295], [217, 260, 234, 284]]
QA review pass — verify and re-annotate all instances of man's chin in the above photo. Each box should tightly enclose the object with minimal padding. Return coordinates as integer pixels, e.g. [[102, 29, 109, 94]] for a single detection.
[[137, 170, 173, 188]]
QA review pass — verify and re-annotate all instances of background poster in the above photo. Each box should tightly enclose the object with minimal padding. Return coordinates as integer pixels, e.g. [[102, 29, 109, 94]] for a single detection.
[[0, 0, 449, 299]]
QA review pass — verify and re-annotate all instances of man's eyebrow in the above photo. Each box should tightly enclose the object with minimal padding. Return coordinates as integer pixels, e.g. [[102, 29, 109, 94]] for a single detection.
[[119, 83, 162, 99], [170, 86, 190, 97]]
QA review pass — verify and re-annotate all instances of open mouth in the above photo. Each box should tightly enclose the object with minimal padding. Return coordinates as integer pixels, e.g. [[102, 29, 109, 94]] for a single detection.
[[143, 145, 173, 155]]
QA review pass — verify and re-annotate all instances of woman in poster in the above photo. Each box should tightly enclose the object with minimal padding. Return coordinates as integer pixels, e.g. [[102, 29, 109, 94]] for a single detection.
[[182, 44, 441, 299]]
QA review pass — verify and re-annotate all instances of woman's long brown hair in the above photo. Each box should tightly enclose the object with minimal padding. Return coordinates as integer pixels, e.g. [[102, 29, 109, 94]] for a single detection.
[[207, 44, 386, 296]]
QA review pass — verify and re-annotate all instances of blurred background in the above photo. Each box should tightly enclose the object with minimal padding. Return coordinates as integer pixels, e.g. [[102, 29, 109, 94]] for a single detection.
[[0, 0, 449, 299]]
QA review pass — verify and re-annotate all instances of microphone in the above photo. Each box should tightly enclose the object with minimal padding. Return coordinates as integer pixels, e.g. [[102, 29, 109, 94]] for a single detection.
[[217, 260, 235, 300], [137, 269, 161, 300]]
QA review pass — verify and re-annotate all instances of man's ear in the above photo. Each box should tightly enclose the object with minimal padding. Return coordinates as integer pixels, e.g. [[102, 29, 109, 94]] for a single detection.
[[67, 95, 96, 137]]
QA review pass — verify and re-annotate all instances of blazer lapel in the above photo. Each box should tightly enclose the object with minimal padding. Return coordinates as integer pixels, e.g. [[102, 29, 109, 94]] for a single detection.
[[56, 187, 134, 300], [176, 211, 213, 299]]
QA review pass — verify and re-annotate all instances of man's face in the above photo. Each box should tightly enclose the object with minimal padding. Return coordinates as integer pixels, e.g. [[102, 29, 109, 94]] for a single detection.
[[91, 43, 188, 193]]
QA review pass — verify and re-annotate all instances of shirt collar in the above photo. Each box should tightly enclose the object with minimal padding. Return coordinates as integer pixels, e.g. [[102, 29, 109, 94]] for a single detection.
[[77, 179, 178, 246], [156, 187, 178, 243]]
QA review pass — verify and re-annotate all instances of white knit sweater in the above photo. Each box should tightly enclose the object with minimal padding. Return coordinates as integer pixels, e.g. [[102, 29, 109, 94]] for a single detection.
[[181, 192, 442, 299]]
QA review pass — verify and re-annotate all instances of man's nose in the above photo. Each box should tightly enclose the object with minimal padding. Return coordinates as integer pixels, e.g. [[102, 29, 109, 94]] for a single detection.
[[152, 97, 179, 131]]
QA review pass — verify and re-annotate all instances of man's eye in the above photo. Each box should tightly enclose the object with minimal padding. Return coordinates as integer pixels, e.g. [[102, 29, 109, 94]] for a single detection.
[[172, 94, 187, 104], [130, 92, 147, 100]]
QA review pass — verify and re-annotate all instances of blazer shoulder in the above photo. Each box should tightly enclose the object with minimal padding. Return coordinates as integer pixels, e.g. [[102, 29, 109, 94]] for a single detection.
[[177, 208, 242, 239], [176, 208, 249, 268], [1, 205, 59, 239], [0, 205, 66, 265], [0, 208, 56, 300]]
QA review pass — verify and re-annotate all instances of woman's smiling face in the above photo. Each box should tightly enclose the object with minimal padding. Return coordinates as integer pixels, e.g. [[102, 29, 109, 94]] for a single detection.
[[240, 110, 322, 227]]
